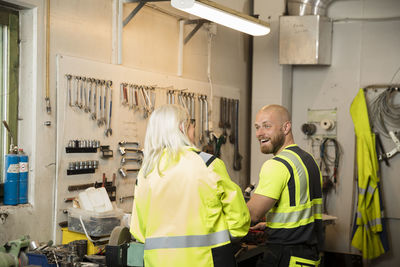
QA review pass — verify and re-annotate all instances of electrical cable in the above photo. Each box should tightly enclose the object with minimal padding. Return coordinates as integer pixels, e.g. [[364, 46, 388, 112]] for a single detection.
[[369, 88, 400, 138], [319, 138, 340, 214]]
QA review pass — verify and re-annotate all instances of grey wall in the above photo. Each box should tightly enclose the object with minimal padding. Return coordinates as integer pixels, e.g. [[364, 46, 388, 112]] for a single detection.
[[253, 0, 400, 266]]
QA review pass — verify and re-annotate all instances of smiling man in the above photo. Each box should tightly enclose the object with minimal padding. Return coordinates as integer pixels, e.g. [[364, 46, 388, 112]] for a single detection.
[[247, 105, 323, 267]]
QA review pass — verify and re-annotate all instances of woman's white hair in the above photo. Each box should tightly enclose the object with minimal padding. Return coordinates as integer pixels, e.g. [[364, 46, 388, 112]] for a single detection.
[[141, 104, 194, 177]]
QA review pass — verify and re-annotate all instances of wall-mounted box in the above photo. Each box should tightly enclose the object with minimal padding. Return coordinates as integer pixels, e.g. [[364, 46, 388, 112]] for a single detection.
[[279, 15, 332, 65]]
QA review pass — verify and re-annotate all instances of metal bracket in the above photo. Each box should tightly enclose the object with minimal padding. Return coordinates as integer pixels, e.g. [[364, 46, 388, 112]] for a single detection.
[[379, 131, 400, 161], [184, 19, 207, 44], [123, 0, 169, 27]]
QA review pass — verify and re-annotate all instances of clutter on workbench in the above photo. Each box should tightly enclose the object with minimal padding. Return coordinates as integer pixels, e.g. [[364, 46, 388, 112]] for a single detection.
[[68, 187, 123, 237]]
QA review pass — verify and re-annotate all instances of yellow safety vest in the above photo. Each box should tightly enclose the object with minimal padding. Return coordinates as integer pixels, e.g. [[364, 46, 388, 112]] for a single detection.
[[130, 147, 250, 267], [350, 89, 386, 259], [263, 145, 323, 245]]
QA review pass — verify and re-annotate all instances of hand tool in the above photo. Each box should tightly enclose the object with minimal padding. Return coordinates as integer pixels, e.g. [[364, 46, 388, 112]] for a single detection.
[[199, 95, 204, 144], [90, 80, 99, 120], [119, 195, 134, 203], [79, 76, 84, 109], [82, 77, 88, 112], [118, 167, 140, 178], [233, 99, 242, 170], [74, 76, 80, 107], [118, 141, 139, 146], [118, 146, 143, 156], [66, 74, 72, 107], [129, 84, 134, 109], [105, 81, 113, 137], [97, 80, 105, 127], [86, 78, 93, 113], [229, 99, 236, 144], [134, 84, 139, 109], [121, 157, 142, 165]]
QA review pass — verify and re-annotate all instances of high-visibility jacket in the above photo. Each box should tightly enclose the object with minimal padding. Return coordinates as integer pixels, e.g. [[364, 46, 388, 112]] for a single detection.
[[350, 89, 388, 259], [255, 144, 323, 246], [130, 146, 250, 267]]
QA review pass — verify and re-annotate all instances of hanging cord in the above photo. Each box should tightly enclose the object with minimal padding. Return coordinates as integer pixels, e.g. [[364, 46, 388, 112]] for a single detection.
[[320, 138, 340, 213], [369, 88, 400, 138]]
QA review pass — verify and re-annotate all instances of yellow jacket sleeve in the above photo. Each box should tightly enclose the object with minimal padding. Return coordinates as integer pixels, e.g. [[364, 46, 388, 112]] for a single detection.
[[212, 159, 251, 238]]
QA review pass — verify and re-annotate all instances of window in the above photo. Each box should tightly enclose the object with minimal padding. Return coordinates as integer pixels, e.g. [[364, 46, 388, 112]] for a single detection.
[[0, 6, 19, 196]]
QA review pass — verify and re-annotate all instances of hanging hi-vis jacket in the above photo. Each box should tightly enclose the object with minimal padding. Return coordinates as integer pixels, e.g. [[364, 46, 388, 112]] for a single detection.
[[130, 146, 250, 267], [254, 144, 323, 246], [350, 89, 388, 259]]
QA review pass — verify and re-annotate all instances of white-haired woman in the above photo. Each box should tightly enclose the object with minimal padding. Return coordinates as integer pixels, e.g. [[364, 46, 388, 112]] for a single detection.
[[130, 104, 250, 267]]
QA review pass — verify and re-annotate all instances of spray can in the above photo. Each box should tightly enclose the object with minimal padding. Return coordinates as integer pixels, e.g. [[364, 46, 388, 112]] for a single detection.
[[4, 154, 19, 205], [18, 148, 28, 204]]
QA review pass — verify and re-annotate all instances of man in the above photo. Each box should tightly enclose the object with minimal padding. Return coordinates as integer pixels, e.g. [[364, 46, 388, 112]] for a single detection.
[[130, 104, 250, 267], [247, 104, 323, 267]]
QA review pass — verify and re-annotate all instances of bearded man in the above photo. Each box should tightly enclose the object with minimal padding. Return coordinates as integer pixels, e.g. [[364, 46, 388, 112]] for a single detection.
[[247, 104, 323, 267]]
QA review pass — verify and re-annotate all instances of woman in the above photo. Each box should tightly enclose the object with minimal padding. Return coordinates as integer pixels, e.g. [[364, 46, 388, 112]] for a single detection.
[[130, 104, 250, 267]]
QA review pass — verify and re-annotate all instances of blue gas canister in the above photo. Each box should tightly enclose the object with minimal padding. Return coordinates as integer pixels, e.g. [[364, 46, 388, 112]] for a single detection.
[[18, 149, 28, 204], [4, 154, 19, 205]]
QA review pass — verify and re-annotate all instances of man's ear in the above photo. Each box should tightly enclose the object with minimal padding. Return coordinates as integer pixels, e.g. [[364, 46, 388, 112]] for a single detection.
[[283, 121, 292, 135]]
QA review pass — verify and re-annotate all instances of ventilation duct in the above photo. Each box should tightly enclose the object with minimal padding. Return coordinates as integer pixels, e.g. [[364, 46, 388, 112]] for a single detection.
[[287, 0, 335, 16], [279, 0, 335, 65]]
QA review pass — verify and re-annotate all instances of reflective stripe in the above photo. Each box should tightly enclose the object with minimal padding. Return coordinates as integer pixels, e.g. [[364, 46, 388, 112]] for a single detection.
[[273, 157, 296, 206], [280, 151, 308, 204], [356, 212, 382, 229], [144, 230, 230, 250], [197, 151, 216, 167], [267, 203, 322, 224], [358, 185, 375, 195]]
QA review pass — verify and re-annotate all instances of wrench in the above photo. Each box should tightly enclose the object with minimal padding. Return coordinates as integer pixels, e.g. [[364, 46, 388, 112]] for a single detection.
[[120, 157, 142, 165], [79, 76, 84, 109], [118, 141, 139, 146], [199, 95, 204, 144], [82, 77, 88, 112], [66, 74, 72, 107], [91, 80, 99, 120], [102, 80, 107, 125], [105, 81, 113, 137], [86, 78, 92, 113], [97, 80, 104, 126], [74, 76, 80, 107]]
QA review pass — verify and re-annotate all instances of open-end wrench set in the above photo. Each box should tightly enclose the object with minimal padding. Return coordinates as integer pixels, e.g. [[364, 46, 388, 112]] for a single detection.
[[65, 74, 113, 137], [120, 83, 156, 118], [219, 97, 242, 170], [166, 90, 210, 146]]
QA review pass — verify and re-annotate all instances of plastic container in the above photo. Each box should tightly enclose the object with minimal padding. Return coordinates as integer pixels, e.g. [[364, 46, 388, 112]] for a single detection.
[[67, 207, 123, 237], [27, 253, 56, 267], [78, 187, 113, 212], [18, 149, 28, 204], [4, 154, 19, 205]]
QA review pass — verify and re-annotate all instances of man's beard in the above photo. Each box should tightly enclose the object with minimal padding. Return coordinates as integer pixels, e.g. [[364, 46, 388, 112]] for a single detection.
[[260, 132, 285, 155]]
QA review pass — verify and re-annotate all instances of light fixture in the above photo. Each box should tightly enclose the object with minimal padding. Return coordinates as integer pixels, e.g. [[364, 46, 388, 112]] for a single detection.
[[171, 0, 270, 36]]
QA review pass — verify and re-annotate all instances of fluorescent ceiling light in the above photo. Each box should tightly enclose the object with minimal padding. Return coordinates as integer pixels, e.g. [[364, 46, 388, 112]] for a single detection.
[[171, 0, 270, 36]]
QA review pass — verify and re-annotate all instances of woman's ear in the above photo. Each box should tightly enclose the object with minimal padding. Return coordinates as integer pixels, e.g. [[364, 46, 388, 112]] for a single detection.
[[179, 121, 186, 134]]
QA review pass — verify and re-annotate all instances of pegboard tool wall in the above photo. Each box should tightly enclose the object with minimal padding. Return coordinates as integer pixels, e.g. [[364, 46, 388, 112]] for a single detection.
[[55, 55, 240, 242]]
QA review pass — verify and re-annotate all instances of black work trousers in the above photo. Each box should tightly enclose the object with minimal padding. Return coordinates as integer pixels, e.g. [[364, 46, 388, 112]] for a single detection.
[[256, 243, 320, 267]]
